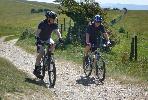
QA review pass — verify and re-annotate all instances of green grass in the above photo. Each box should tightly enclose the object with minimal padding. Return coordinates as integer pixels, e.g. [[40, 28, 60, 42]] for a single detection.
[[55, 44, 84, 64], [0, 0, 67, 37], [0, 57, 53, 99], [16, 36, 36, 54], [106, 10, 148, 82]]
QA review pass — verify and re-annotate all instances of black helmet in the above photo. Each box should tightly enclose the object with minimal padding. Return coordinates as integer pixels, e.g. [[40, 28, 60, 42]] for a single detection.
[[45, 11, 57, 19]]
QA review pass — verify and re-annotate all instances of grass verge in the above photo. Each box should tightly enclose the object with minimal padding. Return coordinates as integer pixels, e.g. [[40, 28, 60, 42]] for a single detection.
[[0, 57, 53, 99]]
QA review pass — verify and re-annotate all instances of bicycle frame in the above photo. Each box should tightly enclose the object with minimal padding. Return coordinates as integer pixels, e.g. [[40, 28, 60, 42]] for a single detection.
[[88, 47, 101, 67]]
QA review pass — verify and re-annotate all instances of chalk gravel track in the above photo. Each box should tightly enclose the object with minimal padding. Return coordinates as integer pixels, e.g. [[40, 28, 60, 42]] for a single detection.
[[0, 37, 148, 100]]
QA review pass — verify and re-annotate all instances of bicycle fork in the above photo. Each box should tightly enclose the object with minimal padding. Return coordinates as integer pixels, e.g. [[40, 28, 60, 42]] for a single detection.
[[92, 54, 100, 78]]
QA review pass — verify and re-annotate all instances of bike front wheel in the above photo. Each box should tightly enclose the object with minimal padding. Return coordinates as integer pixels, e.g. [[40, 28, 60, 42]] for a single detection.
[[96, 57, 106, 82], [83, 56, 92, 77], [48, 57, 56, 87], [40, 57, 46, 80]]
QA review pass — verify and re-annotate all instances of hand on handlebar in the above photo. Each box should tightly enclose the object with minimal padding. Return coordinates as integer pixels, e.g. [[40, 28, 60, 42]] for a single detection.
[[103, 40, 111, 47], [35, 36, 40, 40], [58, 38, 64, 43], [86, 42, 91, 47], [107, 40, 111, 45]]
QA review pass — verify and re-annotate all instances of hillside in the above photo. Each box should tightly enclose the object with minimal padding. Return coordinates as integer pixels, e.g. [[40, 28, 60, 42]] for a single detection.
[[0, 0, 59, 36]]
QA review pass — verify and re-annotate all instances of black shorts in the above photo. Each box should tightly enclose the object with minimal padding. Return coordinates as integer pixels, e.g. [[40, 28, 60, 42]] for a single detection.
[[36, 38, 54, 53]]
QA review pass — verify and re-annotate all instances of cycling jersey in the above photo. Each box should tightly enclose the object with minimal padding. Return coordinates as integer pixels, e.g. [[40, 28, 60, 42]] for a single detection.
[[38, 19, 58, 41], [86, 23, 105, 45]]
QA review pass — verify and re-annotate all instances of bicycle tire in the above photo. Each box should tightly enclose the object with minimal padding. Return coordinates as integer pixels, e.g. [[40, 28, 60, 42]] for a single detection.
[[40, 57, 46, 80], [48, 56, 56, 87], [83, 56, 92, 77], [96, 57, 106, 82]]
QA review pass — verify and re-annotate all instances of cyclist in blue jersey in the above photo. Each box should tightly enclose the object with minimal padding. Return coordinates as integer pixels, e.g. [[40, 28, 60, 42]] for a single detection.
[[83, 15, 110, 80], [33, 11, 63, 78]]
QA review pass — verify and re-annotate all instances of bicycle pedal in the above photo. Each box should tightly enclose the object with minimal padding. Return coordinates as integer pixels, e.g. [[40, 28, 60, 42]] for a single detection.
[[50, 61, 54, 64], [95, 80, 100, 85], [45, 66, 48, 71], [37, 75, 44, 79]]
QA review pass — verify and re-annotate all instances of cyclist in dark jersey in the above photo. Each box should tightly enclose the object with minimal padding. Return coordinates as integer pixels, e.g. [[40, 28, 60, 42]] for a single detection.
[[33, 11, 63, 78], [84, 14, 110, 56]]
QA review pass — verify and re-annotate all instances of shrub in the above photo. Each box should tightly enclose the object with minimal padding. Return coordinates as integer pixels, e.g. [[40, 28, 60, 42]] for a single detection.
[[19, 29, 34, 40], [119, 27, 125, 33]]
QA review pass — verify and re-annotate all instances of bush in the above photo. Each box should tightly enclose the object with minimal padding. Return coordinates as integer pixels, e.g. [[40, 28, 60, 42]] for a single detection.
[[31, 8, 36, 13], [19, 29, 35, 40], [59, 0, 107, 44], [119, 27, 125, 33]]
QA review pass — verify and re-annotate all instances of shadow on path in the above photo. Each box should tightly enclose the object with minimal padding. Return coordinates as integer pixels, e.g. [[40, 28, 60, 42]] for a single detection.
[[76, 76, 104, 86], [76, 76, 95, 86], [25, 77, 48, 88]]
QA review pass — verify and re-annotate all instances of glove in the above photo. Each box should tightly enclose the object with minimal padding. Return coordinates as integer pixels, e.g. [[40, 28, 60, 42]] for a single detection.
[[35, 36, 40, 40], [107, 40, 111, 45], [59, 38, 64, 43], [86, 42, 91, 47]]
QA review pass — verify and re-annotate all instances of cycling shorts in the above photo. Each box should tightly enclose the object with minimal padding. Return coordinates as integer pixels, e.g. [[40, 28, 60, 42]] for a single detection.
[[36, 38, 54, 53]]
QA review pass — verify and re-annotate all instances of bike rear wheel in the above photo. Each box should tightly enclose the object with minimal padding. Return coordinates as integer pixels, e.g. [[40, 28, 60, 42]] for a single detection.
[[96, 57, 106, 82], [83, 56, 92, 77], [48, 56, 56, 87]]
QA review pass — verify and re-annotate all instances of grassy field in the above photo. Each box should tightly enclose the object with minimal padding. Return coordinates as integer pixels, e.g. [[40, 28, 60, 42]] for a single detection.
[[107, 10, 148, 82], [0, 0, 147, 90], [0, 0, 66, 37], [0, 57, 53, 99]]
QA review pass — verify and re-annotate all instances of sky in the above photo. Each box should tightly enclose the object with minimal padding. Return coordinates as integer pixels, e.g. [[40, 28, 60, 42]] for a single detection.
[[27, 0, 148, 5], [97, 0, 148, 5]]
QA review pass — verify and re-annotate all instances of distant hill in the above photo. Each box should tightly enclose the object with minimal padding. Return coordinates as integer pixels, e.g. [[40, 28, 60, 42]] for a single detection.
[[100, 3, 148, 10]]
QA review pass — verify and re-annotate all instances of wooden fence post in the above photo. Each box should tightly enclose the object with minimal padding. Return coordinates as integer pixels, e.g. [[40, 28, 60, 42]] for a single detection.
[[69, 19, 71, 27], [60, 24, 63, 35], [129, 37, 135, 61], [127, 32, 128, 38], [135, 36, 137, 61], [64, 18, 66, 31], [129, 35, 138, 61]]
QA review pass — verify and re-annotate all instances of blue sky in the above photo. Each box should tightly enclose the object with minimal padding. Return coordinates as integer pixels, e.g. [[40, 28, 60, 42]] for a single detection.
[[97, 0, 148, 5], [27, 0, 148, 5]]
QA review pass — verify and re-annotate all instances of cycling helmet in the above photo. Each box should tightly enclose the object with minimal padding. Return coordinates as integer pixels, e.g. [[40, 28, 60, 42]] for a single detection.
[[94, 15, 103, 22], [45, 11, 57, 19]]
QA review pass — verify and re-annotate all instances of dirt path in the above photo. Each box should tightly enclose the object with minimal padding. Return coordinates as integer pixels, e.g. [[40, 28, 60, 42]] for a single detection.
[[0, 37, 148, 100]]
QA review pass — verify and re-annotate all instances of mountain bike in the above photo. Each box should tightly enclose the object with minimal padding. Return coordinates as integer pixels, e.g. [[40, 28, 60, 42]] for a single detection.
[[39, 43, 56, 87], [83, 44, 106, 82]]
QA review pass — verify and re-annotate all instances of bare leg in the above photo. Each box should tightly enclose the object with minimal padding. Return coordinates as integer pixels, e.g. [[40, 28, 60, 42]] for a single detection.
[[84, 45, 90, 56], [50, 44, 56, 53], [35, 53, 43, 66], [83, 45, 91, 67]]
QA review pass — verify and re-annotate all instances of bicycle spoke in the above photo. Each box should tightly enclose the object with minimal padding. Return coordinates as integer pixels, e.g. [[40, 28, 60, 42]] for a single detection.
[[48, 58, 56, 87], [83, 57, 92, 77], [40, 58, 46, 80], [96, 58, 106, 81]]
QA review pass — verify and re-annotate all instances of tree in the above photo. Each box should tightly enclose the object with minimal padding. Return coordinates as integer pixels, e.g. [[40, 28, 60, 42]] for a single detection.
[[59, 0, 107, 44], [123, 8, 127, 14]]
